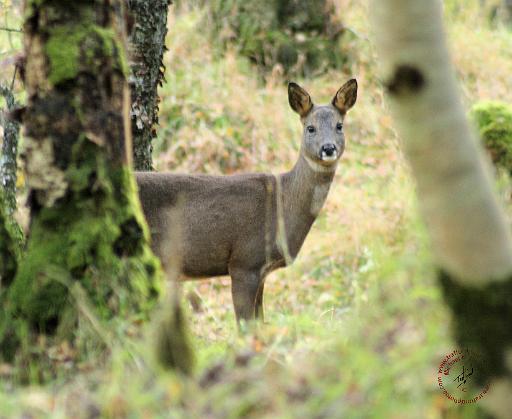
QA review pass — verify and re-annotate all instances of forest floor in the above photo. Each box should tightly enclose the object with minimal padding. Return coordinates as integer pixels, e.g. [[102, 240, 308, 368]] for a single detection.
[[2, 1, 512, 418]]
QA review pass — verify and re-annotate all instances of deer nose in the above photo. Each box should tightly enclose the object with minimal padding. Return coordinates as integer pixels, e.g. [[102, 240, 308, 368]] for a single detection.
[[320, 143, 337, 158]]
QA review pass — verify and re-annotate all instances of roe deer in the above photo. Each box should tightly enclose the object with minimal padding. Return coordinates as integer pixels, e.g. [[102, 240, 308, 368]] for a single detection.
[[136, 79, 358, 323]]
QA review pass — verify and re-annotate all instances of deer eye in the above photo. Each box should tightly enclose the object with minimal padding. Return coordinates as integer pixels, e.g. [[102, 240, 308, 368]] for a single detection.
[[307, 125, 316, 134], [336, 122, 343, 132]]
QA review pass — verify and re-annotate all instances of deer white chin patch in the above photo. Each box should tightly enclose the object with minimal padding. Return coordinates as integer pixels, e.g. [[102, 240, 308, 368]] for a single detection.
[[303, 154, 338, 173]]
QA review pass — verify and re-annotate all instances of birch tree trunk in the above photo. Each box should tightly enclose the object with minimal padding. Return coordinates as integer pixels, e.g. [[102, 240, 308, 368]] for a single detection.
[[127, 0, 171, 170], [0, 0, 164, 372], [371, 1, 512, 416]]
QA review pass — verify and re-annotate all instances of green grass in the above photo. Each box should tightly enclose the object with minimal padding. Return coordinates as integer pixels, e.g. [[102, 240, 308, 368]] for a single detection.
[[2, 0, 512, 417]]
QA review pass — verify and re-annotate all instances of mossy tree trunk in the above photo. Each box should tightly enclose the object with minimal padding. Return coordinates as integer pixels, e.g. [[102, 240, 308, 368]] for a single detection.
[[0, 84, 22, 292], [371, 1, 512, 417], [127, 0, 172, 171], [0, 0, 167, 372], [1, 84, 21, 216], [0, 189, 20, 290]]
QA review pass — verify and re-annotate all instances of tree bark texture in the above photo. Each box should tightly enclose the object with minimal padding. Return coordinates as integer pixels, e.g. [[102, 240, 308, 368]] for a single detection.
[[0, 189, 20, 290], [0, 84, 21, 215], [371, 1, 512, 417], [0, 0, 162, 366], [127, 0, 171, 171], [0, 84, 22, 292]]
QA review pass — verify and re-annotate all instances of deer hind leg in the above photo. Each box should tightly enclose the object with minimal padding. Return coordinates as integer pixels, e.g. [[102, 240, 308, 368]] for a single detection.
[[229, 267, 262, 324]]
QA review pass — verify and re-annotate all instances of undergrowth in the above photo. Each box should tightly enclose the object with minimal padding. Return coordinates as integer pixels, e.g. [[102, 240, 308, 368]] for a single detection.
[[1, 0, 512, 417]]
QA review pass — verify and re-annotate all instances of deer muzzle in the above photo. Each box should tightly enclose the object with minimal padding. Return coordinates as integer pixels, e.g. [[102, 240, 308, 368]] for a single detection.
[[320, 143, 338, 162]]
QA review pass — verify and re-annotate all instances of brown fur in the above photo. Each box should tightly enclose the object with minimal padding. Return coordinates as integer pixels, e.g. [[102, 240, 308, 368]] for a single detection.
[[136, 80, 358, 323]]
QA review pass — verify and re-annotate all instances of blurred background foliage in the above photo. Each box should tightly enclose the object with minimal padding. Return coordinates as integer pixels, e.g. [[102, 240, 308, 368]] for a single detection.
[[174, 0, 353, 77], [1, 0, 512, 417], [471, 101, 512, 175]]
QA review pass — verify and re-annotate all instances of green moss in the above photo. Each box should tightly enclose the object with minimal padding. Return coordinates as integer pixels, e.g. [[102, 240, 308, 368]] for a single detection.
[[1, 0, 186, 379], [4, 138, 161, 346], [46, 25, 128, 85], [92, 26, 130, 77], [45, 26, 82, 85], [0, 189, 22, 289], [470, 101, 512, 173]]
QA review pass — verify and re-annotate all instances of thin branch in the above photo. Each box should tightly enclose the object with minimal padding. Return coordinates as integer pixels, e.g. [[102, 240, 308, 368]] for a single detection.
[[10, 64, 17, 90], [0, 26, 22, 33]]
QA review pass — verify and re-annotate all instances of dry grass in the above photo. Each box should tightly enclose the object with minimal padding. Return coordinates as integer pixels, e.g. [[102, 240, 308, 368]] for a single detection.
[[1, 1, 511, 417]]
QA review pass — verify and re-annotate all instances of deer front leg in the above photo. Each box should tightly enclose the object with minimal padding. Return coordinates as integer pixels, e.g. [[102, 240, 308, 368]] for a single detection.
[[255, 281, 265, 321], [229, 268, 262, 324]]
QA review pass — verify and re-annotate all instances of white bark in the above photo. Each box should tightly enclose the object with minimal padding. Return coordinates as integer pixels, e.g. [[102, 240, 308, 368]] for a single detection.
[[370, 0, 512, 286]]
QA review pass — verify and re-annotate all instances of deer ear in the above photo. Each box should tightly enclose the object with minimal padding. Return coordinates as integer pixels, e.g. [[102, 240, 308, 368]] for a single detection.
[[332, 79, 358, 114], [288, 82, 313, 117]]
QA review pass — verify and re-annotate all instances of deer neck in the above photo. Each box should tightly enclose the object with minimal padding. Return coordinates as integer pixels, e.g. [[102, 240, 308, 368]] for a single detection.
[[277, 153, 337, 259]]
